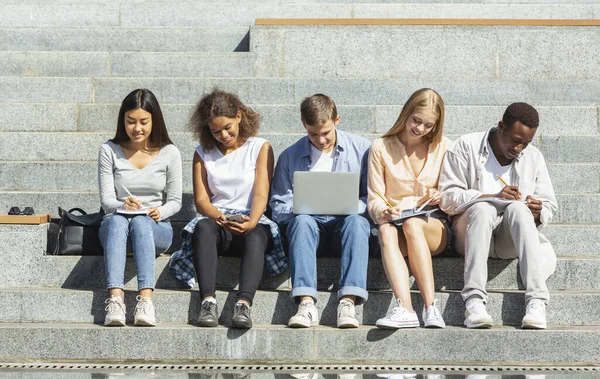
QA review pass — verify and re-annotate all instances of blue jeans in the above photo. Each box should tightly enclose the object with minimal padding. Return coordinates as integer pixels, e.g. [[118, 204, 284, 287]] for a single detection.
[[286, 214, 370, 304], [99, 214, 173, 291]]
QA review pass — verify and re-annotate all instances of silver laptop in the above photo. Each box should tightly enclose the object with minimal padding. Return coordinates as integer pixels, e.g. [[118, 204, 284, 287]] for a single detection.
[[293, 171, 360, 215]]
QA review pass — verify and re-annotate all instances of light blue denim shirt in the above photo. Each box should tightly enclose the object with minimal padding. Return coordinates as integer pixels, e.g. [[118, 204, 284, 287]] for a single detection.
[[270, 129, 371, 225]]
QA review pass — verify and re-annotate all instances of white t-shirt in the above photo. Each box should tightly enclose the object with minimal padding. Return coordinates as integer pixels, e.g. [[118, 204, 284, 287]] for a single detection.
[[309, 143, 334, 172], [196, 137, 267, 211], [479, 139, 513, 195]]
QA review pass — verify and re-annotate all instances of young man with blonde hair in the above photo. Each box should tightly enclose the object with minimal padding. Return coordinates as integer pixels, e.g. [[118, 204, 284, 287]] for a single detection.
[[270, 94, 371, 328]]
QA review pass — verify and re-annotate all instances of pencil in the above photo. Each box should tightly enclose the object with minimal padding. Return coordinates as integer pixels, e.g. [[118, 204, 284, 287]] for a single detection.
[[496, 175, 510, 187], [374, 189, 394, 209]]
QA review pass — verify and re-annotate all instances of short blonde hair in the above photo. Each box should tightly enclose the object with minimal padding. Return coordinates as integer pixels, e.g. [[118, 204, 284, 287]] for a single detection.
[[383, 88, 445, 146]]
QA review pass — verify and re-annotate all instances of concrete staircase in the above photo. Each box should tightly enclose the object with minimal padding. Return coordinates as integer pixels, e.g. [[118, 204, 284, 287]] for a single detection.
[[0, 0, 599, 366]]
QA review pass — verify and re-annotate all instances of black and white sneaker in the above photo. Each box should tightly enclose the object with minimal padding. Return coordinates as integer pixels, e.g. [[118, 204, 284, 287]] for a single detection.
[[288, 300, 319, 328]]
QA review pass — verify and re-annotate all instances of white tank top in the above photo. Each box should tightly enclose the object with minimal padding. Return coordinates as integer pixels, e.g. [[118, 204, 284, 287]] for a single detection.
[[196, 137, 267, 211]]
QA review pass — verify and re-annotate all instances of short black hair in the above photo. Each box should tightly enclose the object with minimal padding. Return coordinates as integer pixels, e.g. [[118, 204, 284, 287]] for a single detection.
[[502, 102, 539, 129]]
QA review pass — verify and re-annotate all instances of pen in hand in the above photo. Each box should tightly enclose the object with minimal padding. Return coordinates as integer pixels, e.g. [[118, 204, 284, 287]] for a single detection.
[[496, 175, 522, 201], [374, 189, 394, 209], [122, 185, 142, 210]]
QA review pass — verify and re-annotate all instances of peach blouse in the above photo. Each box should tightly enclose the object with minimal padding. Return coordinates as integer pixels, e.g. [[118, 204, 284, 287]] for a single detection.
[[367, 136, 449, 225]]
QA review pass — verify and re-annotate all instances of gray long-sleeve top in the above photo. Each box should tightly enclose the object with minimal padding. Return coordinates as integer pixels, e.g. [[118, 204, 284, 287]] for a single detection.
[[98, 140, 183, 221]]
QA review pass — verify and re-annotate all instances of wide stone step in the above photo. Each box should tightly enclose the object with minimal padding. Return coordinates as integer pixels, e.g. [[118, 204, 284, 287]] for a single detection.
[[0, 161, 596, 197], [2, 103, 597, 136], [0, 27, 250, 52], [1, 287, 598, 327], [4, 76, 600, 106], [0, 323, 599, 364], [0, 52, 253, 78], [2, 244, 600, 291], [2, 3, 596, 28], [252, 25, 600, 81]]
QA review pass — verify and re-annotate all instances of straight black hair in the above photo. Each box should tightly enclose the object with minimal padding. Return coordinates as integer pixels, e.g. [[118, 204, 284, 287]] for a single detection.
[[111, 88, 173, 147]]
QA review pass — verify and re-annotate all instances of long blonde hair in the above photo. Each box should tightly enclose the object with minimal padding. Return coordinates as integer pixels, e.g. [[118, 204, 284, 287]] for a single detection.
[[383, 88, 445, 146]]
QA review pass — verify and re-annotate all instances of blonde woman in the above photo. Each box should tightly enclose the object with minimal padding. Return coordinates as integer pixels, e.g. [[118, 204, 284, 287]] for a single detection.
[[368, 88, 451, 329]]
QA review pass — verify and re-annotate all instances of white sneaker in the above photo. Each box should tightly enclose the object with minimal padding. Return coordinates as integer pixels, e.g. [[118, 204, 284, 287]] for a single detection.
[[288, 300, 319, 328], [133, 296, 156, 326], [104, 295, 126, 326], [464, 297, 493, 329], [423, 300, 446, 328], [375, 300, 420, 329], [337, 299, 359, 328], [522, 299, 547, 329]]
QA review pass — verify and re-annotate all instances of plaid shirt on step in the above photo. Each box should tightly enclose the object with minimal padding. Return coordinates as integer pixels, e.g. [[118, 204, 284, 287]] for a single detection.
[[169, 207, 288, 288]]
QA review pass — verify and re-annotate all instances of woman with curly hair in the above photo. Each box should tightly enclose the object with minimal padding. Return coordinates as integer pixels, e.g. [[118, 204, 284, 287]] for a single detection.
[[170, 89, 287, 329]]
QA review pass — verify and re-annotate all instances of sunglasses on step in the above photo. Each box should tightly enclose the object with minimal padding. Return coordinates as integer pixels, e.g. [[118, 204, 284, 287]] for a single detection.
[[8, 207, 35, 215]]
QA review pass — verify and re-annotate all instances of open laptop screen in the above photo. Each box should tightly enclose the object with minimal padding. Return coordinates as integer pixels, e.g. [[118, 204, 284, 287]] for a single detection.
[[293, 171, 360, 215]]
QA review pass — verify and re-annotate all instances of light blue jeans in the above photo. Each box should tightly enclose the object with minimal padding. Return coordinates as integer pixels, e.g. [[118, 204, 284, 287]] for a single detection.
[[99, 214, 172, 291], [286, 214, 370, 304]]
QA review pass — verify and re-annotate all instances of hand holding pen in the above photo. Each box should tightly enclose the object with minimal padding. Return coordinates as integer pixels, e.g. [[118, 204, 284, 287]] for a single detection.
[[496, 175, 522, 201], [122, 185, 143, 210], [374, 189, 401, 222]]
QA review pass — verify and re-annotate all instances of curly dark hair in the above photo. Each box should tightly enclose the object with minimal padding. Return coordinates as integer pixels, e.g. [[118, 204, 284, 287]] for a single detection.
[[502, 102, 539, 129], [189, 89, 261, 150]]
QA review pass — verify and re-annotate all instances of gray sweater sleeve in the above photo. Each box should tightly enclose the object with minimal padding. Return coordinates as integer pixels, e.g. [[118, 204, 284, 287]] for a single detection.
[[97, 142, 183, 221], [98, 143, 124, 214]]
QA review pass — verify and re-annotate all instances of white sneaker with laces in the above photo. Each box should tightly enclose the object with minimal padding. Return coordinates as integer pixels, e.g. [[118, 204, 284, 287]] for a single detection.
[[337, 299, 359, 328], [521, 299, 547, 329], [464, 297, 493, 329], [423, 299, 446, 328], [375, 300, 420, 329], [133, 296, 156, 326], [288, 300, 319, 328], [104, 295, 126, 326]]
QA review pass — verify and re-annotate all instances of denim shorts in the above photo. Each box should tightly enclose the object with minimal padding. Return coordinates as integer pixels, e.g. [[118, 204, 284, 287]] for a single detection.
[[390, 205, 454, 255]]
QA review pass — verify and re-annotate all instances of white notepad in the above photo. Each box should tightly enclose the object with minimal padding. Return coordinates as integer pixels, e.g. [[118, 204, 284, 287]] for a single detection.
[[116, 208, 148, 216]]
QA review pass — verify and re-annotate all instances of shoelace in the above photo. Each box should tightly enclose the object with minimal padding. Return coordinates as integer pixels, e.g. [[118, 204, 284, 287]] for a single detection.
[[527, 301, 544, 313], [235, 303, 250, 318], [339, 301, 355, 318], [135, 296, 151, 315], [467, 300, 486, 313], [201, 301, 216, 315], [390, 305, 408, 318], [425, 300, 442, 321], [298, 301, 314, 318], [104, 297, 124, 314], [426, 305, 442, 321]]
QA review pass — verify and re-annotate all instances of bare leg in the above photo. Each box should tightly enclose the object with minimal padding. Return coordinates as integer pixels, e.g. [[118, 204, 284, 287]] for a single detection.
[[378, 223, 413, 311], [401, 217, 448, 307]]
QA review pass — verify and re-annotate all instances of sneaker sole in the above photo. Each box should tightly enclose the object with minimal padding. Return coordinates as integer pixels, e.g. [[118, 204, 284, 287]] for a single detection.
[[375, 320, 420, 329], [424, 321, 446, 328], [196, 320, 219, 327], [337, 320, 359, 329], [134, 319, 156, 327], [464, 320, 493, 329], [288, 320, 319, 328], [104, 319, 126, 327], [231, 320, 253, 329], [521, 322, 547, 329]]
